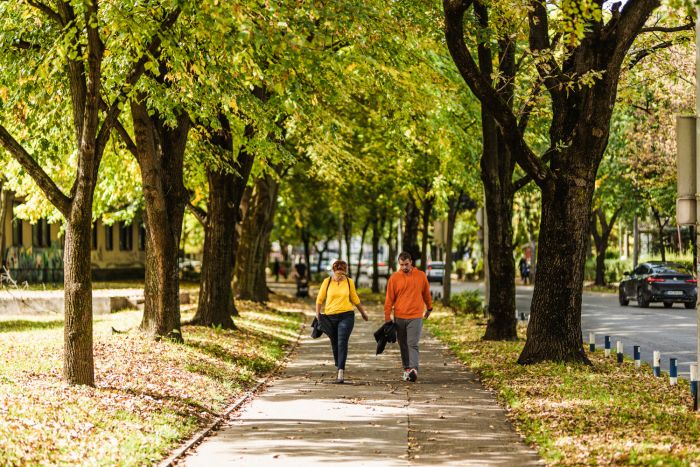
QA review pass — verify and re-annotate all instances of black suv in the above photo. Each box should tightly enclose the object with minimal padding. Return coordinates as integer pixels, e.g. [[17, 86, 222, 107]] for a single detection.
[[618, 262, 697, 309]]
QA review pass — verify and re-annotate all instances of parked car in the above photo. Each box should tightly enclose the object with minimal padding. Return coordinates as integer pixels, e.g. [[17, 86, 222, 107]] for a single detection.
[[426, 261, 445, 284], [618, 262, 697, 309]]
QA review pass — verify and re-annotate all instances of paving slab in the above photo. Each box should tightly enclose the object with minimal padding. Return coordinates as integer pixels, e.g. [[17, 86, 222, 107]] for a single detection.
[[184, 303, 540, 466]]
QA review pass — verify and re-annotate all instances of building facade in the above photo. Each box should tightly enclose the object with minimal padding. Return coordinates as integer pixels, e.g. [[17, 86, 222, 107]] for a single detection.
[[1, 192, 146, 283]]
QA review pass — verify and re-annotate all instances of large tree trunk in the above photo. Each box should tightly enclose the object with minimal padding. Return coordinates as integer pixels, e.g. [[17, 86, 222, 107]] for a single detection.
[[651, 207, 668, 262], [478, 9, 517, 341], [442, 196, 459, 306], [236, 173, 280, 301], [402, 198, 421, 263], [191, 119, 255, 328], [131, 100, 190, 341], [518, 171, 595, 364], [420, 195, 433, 270], [63, 191, 96, 386]]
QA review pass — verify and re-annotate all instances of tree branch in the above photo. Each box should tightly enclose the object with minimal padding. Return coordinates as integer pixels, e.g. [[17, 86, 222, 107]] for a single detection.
[[27, 0, 63, 25], [186, 202, 207, 226], [0, 124, 71, 216], [641, 22, 694, 34], [95, 7, 182, 162], [627, 38, 690, 70], [444, 0, 553, 189]]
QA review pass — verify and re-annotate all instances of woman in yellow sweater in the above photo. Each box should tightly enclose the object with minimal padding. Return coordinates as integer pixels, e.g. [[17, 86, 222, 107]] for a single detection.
[[316, 260, 368, 383]]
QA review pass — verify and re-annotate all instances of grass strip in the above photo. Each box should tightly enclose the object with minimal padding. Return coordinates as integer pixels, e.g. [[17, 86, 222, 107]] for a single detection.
[[426, 310, 700, 465], [0, 298, 303, 465]]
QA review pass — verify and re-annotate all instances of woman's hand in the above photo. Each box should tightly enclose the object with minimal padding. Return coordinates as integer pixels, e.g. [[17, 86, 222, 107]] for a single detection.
[[360, 309, 369, 321]]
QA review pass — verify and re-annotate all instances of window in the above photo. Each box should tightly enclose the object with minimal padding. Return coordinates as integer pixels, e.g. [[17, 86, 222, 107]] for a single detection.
[[32, 219, 51, 247], [11, 217, 22, 246], [119, 222, 133, 251], [105, 225, 113, 251], [139, 224, 147, 251], [91, 222, 98, 250]]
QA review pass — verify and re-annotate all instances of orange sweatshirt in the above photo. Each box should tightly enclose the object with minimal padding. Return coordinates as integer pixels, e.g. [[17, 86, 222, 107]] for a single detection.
[[384, 268, 432, 321]]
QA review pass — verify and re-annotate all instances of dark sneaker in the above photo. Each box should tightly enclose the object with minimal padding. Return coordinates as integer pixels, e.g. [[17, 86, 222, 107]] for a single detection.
[[407, 368, 418, 382]]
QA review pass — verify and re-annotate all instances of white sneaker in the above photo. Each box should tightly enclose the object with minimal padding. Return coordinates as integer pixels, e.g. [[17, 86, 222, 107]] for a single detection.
[[402, 369, 410, 381]]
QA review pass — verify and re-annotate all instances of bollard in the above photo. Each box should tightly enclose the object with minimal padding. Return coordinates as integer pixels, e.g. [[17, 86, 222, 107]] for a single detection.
[[653, 351, 661, 377], [616, 341, 624, 364], [589, 332, 595, 352], [604, 336, 611, 357], [633, 345, 641, 368], [691, 364, 698, 411], [670, 358, 678, 385], [520, 312, 525, 321]]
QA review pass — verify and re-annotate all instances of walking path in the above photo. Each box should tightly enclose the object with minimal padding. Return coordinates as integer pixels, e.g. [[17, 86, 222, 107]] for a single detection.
[[184, 297, 540, 466]]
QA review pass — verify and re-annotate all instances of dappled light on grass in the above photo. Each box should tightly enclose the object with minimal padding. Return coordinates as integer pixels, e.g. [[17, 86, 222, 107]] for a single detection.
[[426, 309, 700, 465], [0, 303, 302, 465]]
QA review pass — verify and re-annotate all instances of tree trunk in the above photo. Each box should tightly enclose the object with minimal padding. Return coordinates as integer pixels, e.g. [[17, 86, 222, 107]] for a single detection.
[[0, 183, 7, 268], [633, 216, 640, 268], [651, 208, 667, 262], [191, 118, 255, 328], [385, 218, 396, 273], [402, 198, 421, 263], [355, 219, 370, 283], [420, 195, 433, 270], [591, 207, 621, 286], [442, 196, 459, 305], [343, 213, 353, 269], [371, 215, 381, 293], [315, 240, 329, 276], [236, 172, 280, 301], [302, 233, 312, 280], [477, 12, 517, 341], [131, 99, 190, 341], [63, 193, 96, 386], [518, 177, 594, 364]]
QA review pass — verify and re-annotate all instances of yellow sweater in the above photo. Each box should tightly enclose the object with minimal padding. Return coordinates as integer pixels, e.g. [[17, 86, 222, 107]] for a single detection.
[[316, 277, 361, 315]]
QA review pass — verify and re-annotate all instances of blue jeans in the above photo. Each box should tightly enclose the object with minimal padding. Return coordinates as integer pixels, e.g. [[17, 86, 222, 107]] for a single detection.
[[320, 311, 355, 370]]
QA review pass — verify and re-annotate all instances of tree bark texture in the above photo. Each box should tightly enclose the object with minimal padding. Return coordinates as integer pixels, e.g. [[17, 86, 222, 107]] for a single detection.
[[385, 218, 396, 273], [354, 219, 370, 282], [236, 173, 280, 301], [131, 100, 190, 341], [343, 212, 353, 267], [192, 119, 255, 328]]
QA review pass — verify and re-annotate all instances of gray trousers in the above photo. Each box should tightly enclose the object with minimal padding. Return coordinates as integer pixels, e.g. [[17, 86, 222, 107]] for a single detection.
[[395, 317, 423, 370]]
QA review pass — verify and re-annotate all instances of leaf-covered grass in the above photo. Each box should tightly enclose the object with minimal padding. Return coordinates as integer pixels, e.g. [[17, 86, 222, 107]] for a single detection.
[[0, 298, 302, 465], [426, 310, 700, 465]]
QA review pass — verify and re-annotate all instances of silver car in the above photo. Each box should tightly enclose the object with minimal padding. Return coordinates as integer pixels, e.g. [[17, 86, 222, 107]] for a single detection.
[[426, 262, 445, 284]]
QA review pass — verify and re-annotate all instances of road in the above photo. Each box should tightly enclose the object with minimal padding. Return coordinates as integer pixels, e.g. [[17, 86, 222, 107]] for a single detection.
[[432, 280, 697, 378]]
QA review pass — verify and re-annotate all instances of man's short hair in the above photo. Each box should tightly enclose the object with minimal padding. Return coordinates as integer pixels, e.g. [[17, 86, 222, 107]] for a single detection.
[[398, 251, 412, 262]]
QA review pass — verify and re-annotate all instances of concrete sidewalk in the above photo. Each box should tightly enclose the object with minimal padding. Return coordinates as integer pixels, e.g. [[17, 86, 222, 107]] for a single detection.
[[185, 303, 540, 466]]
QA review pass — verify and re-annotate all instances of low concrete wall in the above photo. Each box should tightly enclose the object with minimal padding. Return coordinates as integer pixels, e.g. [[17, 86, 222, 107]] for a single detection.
[[0, 291, 191, 316]]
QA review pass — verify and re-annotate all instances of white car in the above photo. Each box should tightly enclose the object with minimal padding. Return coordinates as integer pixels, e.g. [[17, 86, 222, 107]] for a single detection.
[[426, 262, 445, 284]]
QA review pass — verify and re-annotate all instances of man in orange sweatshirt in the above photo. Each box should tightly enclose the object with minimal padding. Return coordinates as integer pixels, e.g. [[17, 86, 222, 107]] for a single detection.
[[384, 251, 432, 382]]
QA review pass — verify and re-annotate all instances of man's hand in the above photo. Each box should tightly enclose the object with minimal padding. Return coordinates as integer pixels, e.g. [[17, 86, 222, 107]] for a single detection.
[[385, 319, 393, 324], [423, 308, 432, 319]]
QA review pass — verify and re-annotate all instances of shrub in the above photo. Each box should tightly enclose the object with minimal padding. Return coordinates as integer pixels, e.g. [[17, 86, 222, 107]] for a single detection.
[[449, 290, 483, 315]]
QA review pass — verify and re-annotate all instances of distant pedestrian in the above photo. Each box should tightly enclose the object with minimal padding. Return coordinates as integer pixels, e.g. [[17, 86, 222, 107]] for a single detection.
[[519, 255, 530, 285], [272, 258, 280, 282], [383, 251, 432, 382], [316, 260, 369, 383]]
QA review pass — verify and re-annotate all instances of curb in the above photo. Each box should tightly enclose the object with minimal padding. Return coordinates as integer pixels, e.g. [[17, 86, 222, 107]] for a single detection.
[[157, 310, 307, 467]]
